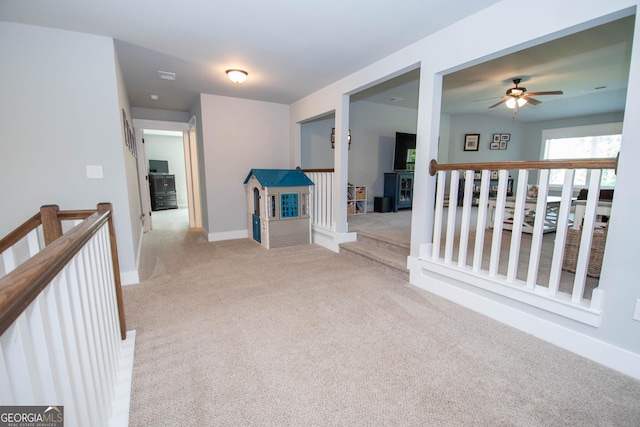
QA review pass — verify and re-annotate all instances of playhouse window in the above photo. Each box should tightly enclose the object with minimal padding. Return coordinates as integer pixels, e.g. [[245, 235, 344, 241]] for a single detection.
[[269, 195, 277, 218], [280, 193, 299, 218], [300, 192, 309, 217]]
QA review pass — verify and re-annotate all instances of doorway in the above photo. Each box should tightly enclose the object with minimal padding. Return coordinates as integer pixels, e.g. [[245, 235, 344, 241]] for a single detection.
[[133, 118, 202, 232]]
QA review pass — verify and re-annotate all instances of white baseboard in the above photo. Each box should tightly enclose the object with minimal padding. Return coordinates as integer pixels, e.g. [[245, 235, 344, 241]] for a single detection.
[[408, 258, 640, 380], [208, 229, 248, 242], [120, 270, 139, 286], [312, 225, 357, 253]]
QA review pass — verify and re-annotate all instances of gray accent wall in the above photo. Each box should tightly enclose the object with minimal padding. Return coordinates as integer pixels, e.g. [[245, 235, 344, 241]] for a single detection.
[[194, 94, 290, 240], [0, 22, 140, 283]]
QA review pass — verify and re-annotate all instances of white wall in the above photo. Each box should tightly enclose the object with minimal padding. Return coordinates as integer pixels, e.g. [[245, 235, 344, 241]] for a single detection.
[[115, 53, 143, 284], [300, 115, 334, 170], [300, 101, 418, 210], [0, 22, 140, 283], [290, 0, 640, 375], [197, 94, 289, 240], [349, 101, 418, 206], [447, 114, 526, 163], [144, 134, 189, 208]]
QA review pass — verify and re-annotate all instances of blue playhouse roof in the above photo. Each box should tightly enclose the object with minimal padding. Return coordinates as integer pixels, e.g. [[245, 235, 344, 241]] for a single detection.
[[243, 169, 315, 187]]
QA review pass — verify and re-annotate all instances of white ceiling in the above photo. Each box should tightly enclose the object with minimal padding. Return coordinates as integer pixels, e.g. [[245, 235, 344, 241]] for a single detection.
[[0, 0, 500, 110], [0, 1, 633, 123], [355, 16, 634, 123]]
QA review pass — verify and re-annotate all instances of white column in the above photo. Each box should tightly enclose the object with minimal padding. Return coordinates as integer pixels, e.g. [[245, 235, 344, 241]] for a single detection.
[[411, 70, 442, 257], [333, 95, 350, 234]]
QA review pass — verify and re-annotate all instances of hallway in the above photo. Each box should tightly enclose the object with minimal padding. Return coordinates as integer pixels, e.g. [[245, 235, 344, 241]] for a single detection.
[[123, 214, 640, 426]]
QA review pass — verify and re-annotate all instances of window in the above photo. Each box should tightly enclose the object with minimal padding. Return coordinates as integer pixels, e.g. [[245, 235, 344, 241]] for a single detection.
[[542, 123, 621, 187], [280, 193, 299, 218], [300, 192, 310, 217], [406, 148, 416, 171], [268, 194, 277, 218]]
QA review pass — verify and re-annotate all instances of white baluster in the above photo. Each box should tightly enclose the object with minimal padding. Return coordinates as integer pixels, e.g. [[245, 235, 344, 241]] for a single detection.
[[507, 169, 528, 283], [472, 170, 491, 272], [2, 247, 17, 276], [572, 170, 602, 303], [0, 343, 14, 404], [0, 321, 34, 403], [458, 170, 474, 268], [489, 170, 508, 277], [432, 170, 446, 260], [548, 170, 575, 294], [444, 170, 460, 264]]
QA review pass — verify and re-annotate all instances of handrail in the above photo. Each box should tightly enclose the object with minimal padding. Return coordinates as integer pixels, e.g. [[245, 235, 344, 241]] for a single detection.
[[429, 158, 618, 176], [0, 212, 42, 254], [0, 210, 109, 335], [301, 168, 335, 173], [0, 203, 126, 339]]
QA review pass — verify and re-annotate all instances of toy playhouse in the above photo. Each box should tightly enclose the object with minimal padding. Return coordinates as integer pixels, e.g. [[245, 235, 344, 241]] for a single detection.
[[244, 169, 314, 249]]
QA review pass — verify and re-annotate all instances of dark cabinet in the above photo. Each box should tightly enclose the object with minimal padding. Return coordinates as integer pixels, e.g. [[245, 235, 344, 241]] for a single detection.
[[384, 172, 414, 212], [150, 173, 178, 211]]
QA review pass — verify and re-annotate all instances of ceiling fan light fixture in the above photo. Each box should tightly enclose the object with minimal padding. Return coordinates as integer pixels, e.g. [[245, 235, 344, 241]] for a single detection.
[[506, 97, 527, 109], [226, 69, 248, 84]]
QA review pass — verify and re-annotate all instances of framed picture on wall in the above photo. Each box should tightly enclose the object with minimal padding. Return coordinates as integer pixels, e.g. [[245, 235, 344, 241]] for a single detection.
[[490, 141, 500, 150], [500, 133, 511, 141], [493, 133, 501, 143], [464, 134, 480, 151], [500, 140, 508, 150]]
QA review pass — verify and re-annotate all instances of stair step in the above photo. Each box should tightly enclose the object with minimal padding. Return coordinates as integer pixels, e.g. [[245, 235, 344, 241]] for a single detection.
[[340, 240, 409, 281], [355, 230, 410, 254]]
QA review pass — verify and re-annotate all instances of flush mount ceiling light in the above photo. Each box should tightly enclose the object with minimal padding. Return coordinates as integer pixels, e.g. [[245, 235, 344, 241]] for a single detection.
[[149, 94, 159, 101], [226, 69, 248, 84]]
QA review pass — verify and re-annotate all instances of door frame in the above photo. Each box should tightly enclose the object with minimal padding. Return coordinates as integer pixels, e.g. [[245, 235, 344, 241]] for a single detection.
[[133, 118, 200, 231], [185, 116, 202, 230]]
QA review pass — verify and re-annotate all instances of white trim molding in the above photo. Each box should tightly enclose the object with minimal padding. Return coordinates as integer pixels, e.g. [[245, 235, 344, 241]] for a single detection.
[[408, 256, 640, 380]]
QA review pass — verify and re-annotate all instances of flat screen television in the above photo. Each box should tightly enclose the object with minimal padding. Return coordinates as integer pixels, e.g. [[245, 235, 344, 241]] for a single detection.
[[393, 132, 417, 171], [149, 159, 169, 174]]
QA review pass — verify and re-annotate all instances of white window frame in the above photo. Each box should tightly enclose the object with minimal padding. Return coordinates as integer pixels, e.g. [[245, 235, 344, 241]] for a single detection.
[[267, 193, 279, 220], [541, 122, 622, 188]]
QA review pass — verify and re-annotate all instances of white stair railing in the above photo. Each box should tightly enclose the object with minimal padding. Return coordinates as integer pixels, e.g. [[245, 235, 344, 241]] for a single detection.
[[304, 169, 334, 231], [0, 204, 134, 427], [426, 158, 616, 326]]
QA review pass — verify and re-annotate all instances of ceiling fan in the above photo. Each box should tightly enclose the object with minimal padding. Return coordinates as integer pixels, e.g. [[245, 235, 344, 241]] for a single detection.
[[488, 78, 563, 109]]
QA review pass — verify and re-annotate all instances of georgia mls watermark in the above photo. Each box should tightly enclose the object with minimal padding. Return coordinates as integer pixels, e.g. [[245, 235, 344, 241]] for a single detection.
[[0, 406, 63, 427]]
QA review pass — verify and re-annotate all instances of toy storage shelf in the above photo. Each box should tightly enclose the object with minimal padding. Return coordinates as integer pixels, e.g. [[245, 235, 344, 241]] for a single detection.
[[347, 185, 367, 215]]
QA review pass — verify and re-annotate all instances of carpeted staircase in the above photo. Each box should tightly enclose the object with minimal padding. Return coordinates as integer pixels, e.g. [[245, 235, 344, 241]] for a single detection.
[[340, 230, 410, 281]]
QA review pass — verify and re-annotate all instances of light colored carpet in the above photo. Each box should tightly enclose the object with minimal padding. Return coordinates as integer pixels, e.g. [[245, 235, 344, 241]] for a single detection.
[[124, 208, 640, 426], [347, 208, 599, 297]]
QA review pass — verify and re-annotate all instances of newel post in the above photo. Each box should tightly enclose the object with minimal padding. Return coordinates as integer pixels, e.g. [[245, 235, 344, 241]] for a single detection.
[[97, 202, 127, 340], [40, 204, 63, 246]]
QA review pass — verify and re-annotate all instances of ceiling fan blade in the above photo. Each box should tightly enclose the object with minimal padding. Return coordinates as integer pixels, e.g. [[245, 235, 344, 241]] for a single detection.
[[473, 96, 502, 102], [526, 90, 563, 96], [524, 96, 541, 105], [488, 98, 507, 109]]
